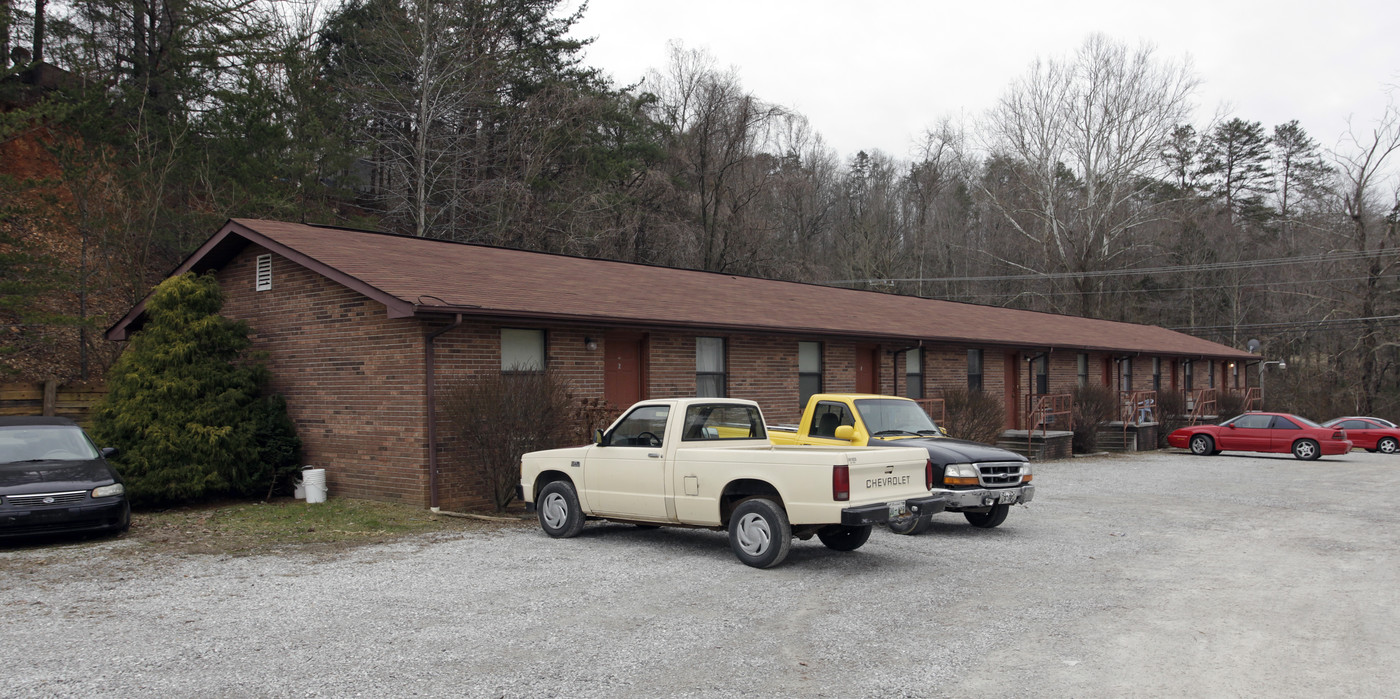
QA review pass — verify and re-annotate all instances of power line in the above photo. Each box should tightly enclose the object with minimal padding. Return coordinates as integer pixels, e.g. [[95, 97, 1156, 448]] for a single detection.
[[827, 248, 1395, 285], [926, 273, 1399, 300], [1170, 315, 1400, 332]]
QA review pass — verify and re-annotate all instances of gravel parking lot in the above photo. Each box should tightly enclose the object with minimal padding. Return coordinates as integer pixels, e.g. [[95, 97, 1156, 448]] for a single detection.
[[4, 449, 1399, 698]]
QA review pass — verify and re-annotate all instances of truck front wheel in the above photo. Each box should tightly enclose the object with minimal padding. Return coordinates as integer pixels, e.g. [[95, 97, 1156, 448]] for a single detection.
[[728, 498, 792, 568], [964, 504, 1010, 529], [887, 514, 932, 536], [817, 524, 872, 551], [537, 481, 585, 538]]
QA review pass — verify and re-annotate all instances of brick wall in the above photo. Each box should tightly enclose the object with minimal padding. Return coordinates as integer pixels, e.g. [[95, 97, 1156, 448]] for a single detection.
[[217, 246, 430, 506]]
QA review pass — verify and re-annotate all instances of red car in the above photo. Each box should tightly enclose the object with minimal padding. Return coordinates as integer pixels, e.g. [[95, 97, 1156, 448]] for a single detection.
[[1322, 417, 1400, 454], [1168, 412, 1352, 460]]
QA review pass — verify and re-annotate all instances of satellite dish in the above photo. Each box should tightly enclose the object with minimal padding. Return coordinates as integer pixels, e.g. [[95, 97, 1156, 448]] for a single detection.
[[1246, 339, 1261, 353]]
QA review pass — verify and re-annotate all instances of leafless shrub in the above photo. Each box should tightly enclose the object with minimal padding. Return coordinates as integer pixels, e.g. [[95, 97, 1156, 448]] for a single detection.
[[565, 397, 621, 445], [941, 388, 1006, 445], [441, 371, 576, 512], [1072, 385, 1118, 453], [1215, 391, 1245, 423], [1155, 390, 1189, 448]]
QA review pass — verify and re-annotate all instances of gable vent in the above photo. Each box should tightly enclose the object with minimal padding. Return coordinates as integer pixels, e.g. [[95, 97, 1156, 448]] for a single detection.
[[255, 254, 272, 291]]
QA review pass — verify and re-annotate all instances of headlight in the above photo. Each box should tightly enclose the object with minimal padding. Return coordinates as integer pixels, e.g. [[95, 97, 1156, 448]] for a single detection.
[[944, 463, 977, 478], [943, 463, 979, 486], [92, 483, 125, 498]]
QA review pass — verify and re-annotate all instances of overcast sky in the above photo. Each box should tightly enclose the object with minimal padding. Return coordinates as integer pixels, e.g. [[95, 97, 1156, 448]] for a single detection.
[[568, 0, 1400, 162]]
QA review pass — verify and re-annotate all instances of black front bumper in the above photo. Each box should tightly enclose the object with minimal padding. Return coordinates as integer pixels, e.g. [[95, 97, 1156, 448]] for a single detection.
[[0, 499, 130, 540], [841, 494, 947, 526]]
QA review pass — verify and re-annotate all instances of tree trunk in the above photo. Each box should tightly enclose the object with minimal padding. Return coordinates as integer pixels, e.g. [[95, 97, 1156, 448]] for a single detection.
[[30, 0, 43, 63]]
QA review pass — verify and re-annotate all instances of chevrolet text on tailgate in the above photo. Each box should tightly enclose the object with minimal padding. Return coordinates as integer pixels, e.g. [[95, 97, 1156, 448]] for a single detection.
[[519, 398, 944, 568]]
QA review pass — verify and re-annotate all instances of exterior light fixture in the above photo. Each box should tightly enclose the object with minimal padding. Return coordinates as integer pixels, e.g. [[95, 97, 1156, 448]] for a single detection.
[[585, 337, 598, 351]]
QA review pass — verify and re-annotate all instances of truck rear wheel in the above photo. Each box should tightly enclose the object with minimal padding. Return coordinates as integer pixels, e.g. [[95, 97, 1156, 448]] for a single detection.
[[964, 503, 1010, 529], [887, 514, 932, 536], [817, 524, 872, 551], [537, 481, 585, 538], [728, 498, 792, 568]]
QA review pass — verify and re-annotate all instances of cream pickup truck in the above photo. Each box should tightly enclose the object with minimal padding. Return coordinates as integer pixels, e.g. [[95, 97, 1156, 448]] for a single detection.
[[519, 397, 944, 568]]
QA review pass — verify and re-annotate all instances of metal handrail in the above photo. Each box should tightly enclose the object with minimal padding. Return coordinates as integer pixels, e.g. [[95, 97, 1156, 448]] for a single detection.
[[1024, 393, 1073, 456], [1119, 390, 1158, 426], [1236, 387, 1262, 411], [1184, 388, 1218, 426], [914, 398, 946, 427]]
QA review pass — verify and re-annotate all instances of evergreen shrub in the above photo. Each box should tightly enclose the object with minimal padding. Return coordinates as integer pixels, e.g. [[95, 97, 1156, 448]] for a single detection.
[[92, 273, 300, 507]]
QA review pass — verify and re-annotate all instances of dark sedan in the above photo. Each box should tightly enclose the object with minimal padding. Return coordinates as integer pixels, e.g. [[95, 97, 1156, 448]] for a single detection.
[[0, 417, 130, 540]]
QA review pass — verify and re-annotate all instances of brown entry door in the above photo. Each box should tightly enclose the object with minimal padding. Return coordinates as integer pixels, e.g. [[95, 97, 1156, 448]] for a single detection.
[[604, 333, 644, 406], [856, 345, 878, 394]]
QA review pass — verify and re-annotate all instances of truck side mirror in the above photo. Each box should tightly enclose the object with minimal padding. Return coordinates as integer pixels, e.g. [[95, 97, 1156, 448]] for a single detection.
[[833, 425, 855, 441], [594, 428, 606, 445]]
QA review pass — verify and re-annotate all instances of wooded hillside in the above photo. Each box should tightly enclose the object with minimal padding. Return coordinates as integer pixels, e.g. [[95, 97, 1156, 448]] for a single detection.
[[2, 1, 1397, 417]]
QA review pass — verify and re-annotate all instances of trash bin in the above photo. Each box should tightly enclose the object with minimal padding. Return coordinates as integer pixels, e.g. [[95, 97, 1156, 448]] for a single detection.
[[302, 467, 327, 504]]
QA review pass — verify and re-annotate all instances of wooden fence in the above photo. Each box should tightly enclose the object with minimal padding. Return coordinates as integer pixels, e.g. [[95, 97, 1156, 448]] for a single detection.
[[0, 381, 107, 424]]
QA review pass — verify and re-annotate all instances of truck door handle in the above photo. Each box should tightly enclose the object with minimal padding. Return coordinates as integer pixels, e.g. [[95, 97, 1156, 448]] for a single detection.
[[648, 453, 662, 458]]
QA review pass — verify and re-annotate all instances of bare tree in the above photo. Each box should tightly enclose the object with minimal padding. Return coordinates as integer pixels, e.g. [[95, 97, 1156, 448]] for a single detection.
[[646, 43, 789, 273], [981, 34, 1199, 317], [327, 0, 488, 238], [1330, 102, 1400, 413]]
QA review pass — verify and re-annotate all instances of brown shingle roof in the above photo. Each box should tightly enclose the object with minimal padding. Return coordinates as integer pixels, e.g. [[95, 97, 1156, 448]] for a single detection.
[[108, 218, 1254, 359]]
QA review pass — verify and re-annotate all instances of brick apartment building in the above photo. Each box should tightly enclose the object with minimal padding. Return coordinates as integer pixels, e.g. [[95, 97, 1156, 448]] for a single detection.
[[107, 219, 1255, 511]]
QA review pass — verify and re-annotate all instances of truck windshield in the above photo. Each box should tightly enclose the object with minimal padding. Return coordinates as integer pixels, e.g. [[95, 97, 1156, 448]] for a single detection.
[[854, 399, 940, 437]]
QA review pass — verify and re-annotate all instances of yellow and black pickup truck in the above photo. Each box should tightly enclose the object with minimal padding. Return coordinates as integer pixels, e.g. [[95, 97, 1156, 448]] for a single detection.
[[769, 393, 1033, 534]]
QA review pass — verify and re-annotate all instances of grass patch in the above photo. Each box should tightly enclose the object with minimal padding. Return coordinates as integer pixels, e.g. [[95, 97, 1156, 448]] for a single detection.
[[129, 497, 531, 556]]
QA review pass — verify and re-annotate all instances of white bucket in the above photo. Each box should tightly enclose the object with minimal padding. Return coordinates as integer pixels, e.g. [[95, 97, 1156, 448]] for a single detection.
[[302, 468, 327, 504]]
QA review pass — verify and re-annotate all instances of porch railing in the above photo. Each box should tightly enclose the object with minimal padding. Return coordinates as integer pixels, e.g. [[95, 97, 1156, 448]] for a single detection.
[[914, 398, 946, 427], [1184, 388, 1217, 426], [1024, 393, 1073, 456], [1234, 387, 1262, 412], [1119, 390, 1158, 426]]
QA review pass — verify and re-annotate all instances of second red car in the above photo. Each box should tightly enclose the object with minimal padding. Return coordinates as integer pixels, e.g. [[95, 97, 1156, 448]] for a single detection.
[[1322, 417, 1400, 454]]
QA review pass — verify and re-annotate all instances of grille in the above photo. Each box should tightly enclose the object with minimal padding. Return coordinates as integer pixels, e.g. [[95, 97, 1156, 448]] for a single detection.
[[5, 491, 88, 507], [976, 462, 1027, 487]]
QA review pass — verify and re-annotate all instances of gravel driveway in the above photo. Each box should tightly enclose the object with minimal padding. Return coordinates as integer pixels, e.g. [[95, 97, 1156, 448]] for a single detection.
[[5, 450, 1399, 698]]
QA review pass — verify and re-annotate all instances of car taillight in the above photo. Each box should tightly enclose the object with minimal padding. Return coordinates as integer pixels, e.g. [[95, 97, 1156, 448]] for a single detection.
[[1332, 430, 1347, 440], [833, 464, 850, 501], [925, 459, 934, 490]]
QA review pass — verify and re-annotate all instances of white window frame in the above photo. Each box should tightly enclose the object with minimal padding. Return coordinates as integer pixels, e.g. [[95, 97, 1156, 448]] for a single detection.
[[798, 341, 822, 406], [501, 328, 545, 372], [696, 337, 727, 398], [905, 348, 923, 399]]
